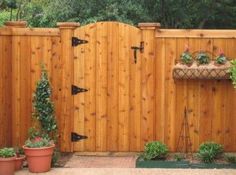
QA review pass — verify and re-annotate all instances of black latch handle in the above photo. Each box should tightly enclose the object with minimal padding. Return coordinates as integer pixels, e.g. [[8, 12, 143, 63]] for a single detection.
[[131, 41, 144, 64]]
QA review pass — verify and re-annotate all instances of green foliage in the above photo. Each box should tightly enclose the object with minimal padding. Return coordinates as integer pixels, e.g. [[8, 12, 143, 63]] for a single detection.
[[0, 148, 16, 158], [196, 52, 210, 65], [225, 154, 236, 164], [216, 55, 227, 65], [14, 147, 24, 156], [33, 65, 57, 136], [143, 141, 168, 160], [229, 60, 236, 88], [174, 153, 185, 161], [25, 137, 53, 148], [181, 52, 193, 65], [197, 142, 223, 163]]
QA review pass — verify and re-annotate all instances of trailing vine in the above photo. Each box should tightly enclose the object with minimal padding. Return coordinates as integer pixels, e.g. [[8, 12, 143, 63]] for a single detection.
[[229, 60, 236, 88]]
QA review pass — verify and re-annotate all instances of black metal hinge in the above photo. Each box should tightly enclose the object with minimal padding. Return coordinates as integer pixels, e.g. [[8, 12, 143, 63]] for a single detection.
[[72, 37, 88, 47], [72, 85, 88, 95], [71, 132, 88, 142]]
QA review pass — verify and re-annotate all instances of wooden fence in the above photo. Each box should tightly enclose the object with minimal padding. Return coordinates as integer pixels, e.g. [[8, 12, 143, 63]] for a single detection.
[[0, 21, 235, 152]]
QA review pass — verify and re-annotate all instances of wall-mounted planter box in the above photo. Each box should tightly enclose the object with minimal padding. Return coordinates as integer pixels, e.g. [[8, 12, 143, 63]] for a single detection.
[[136, 158, 236, 169], [173, 62, 230, 80]]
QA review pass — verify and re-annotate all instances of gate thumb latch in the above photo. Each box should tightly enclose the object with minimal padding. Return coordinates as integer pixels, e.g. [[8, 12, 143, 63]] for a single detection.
[[131, 41, 144, 64], [71, 132, 88, 142], [72, 85, 88, 95]]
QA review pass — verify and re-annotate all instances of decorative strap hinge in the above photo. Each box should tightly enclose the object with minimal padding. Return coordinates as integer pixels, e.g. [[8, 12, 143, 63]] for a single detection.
[[72, 85, 88, 95]]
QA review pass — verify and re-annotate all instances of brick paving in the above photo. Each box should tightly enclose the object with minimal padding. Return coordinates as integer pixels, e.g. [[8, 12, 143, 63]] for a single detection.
[[16, 168, 236, 175], [64, 155, 137, 168]]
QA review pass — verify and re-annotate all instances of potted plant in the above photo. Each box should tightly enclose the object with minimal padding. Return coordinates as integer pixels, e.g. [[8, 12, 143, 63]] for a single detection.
[[0, 148, 16, 175], [215, 49, 227, 66], [23, 66, 58, 173], [180, 45, 193, 66], [14, 147, 25, 171], [196, 51, 210, 65]]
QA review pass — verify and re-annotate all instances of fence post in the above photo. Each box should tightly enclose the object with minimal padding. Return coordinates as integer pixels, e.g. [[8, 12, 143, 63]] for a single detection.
[[4, 21, 27, 147], [138, 23, 161, 146], [57, 22, 79, 152]]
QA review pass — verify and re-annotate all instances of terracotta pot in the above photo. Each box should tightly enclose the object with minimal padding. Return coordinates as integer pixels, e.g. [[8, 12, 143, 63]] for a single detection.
[[23, 144, 55, 173], [0, 156, 16, 175], [15, 155, 25, 171]]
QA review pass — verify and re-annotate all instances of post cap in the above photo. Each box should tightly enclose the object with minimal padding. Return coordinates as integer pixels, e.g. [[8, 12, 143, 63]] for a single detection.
[[138, 23, 161, 29], [4, 21, 27, 28], [57, 22, 80, 29]]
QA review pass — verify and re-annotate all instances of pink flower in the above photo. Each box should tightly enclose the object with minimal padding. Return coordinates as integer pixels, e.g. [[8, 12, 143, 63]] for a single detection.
[[184, 44, 190, 52], [218, 48, 225, 56], [34, 137, 42, 142]]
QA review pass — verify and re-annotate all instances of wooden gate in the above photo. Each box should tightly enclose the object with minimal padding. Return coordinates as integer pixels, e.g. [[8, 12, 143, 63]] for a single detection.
[[73, 22, 149, 151]]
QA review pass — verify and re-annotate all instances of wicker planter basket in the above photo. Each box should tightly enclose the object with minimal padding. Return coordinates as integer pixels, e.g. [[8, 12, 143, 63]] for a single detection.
[[173, 61, 230, 79]]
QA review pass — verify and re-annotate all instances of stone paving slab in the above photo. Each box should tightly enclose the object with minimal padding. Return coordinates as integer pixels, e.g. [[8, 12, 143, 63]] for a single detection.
[[16, 168, 236, 175]]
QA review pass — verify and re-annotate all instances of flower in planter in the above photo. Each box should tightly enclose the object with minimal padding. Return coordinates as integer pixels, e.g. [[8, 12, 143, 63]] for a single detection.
[[180, 45, 193, 65], [215, 49, 227, 65], [0, 148, 16, 175], [25, 136, 54, 148], [196, 51, 210, 65]]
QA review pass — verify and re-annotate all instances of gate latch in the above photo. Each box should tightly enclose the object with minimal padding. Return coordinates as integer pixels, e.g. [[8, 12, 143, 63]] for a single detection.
[[131, 41, 144, 64], [71, 132, 88, 142], [72, 85, 88, 95], [72, 37, 88, 47]]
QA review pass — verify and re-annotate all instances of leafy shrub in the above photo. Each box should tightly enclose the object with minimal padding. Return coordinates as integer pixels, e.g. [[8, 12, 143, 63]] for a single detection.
[[196, 52, 210, 65], [25, 136, 53, 148], [0, 148, 16, 158], [225, 154, 236, 163], [229, 60, 236, 88], [181, 52, 193, 65], [197, 142, 223, 163], [143, 141, 168, 160]]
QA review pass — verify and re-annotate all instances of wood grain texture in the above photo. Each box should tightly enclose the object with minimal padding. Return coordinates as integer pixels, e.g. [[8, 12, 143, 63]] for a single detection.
[[1, 23, 236, 152]]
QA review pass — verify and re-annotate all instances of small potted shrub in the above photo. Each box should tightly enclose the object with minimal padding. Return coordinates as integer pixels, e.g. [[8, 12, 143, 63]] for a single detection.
[[197, 142, 223, 163], [14, 147, 25, 171], [23, 66, 57, 173], [143, 141, 168, 160], [0, 148, 16, 175], [196, 51, 210, 65], [215, 49, 227, 65], [180, 45, 193, 66]]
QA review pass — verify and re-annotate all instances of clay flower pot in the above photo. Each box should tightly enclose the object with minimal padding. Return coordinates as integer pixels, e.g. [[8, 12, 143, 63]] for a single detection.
[[23, 144, 55, 173], [15, 155, 25, 171], [0, 156, 16, 175]]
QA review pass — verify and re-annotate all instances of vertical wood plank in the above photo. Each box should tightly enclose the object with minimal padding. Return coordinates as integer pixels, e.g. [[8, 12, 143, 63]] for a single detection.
[[164, 38, 176, 151], [74, 27, 85, 151], [107, 22, 119, 151], [129, 26, 142, 151], [140, 28, 156, 149], [95, 22, 108, 151], [118, 23, 130, 151], [84, 24, 96, 151]]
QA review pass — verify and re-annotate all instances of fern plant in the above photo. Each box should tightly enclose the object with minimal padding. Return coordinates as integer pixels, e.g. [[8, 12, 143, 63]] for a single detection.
[[229, 60, 236, 88]]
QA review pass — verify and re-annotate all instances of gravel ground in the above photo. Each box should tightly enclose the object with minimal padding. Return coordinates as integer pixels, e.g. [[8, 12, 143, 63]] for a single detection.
[[16, 168, 236, 175]]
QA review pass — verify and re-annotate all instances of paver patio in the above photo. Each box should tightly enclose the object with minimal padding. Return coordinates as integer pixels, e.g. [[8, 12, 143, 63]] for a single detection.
[[16, 168, 236, 175]]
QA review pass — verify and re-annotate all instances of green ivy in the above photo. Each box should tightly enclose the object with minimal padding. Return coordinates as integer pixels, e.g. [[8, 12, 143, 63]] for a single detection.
[[215, 55, 227, 65], [33, 65, 57, 137], [181, 52, 193, 65]]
